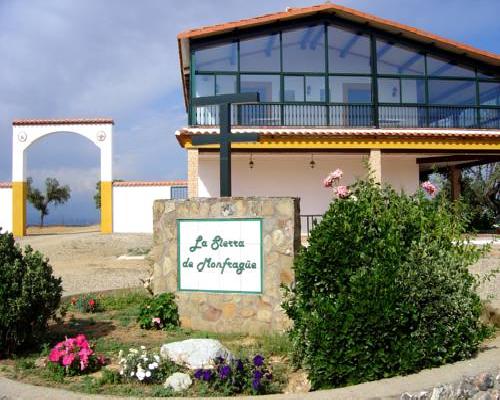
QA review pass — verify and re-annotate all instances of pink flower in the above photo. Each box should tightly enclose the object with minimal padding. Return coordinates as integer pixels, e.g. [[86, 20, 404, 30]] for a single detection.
[[75, 334, 87, 347], [336, 185, 351, 199], [421, 181, 438, 197], [48, 348, 62, 362], [152, 317, 161, 325], [62, 353, 75, 367], [323, 169, 344, 188]]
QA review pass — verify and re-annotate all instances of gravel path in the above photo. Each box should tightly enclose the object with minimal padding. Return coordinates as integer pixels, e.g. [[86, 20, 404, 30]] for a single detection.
[[16, 231, 152, 295]]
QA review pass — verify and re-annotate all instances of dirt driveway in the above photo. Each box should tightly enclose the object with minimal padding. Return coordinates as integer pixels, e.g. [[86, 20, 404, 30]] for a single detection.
[[16, 227, 152, 295]]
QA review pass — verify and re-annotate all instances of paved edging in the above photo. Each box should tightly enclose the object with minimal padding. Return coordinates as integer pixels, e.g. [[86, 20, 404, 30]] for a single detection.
[[1, 335, 499, 400]]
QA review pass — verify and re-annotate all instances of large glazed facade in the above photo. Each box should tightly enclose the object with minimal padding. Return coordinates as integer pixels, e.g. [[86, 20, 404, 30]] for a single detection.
[[175, 3, 500, 223]]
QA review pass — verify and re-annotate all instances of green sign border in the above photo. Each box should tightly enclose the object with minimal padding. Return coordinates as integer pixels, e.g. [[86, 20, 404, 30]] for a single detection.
[[177, 218, 264, 294]]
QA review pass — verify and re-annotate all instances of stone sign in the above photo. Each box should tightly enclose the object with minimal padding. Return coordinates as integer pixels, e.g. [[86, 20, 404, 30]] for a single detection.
[[178, 218, 262, 293], [151, 197, 301, 333]]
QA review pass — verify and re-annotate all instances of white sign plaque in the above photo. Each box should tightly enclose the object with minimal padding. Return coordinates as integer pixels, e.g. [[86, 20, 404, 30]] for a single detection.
[[177, 218, 263, 293]]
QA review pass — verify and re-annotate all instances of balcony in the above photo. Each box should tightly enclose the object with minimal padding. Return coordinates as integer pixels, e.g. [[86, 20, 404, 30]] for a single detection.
[[191, 104, 500, 129]]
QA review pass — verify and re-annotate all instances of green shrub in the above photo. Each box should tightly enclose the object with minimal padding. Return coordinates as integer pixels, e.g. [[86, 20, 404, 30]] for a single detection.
[[0, 231, 62, 356], [137, 293, 179, 330], [283, 178, 490, 390]]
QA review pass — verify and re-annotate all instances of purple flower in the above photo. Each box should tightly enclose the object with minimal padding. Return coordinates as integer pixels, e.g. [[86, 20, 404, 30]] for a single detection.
[[266, 372, 273, 380], [219, 365, 231, 379], [194, 369, 203, 380], [236, 359, 244, 372], [253, 369, 264, 379], [253, 355, 264, 366], [202, 370, 213, 381], [215, 356, 224, 364], [252, 377, 261, 391]]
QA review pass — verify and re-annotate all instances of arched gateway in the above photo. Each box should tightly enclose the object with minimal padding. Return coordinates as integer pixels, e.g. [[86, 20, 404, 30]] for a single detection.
[[12, 118, 114, 236]]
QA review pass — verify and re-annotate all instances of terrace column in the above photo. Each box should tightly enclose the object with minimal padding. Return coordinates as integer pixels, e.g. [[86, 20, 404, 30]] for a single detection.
[[369, 149, 382, 184], [187, 148, 199, 198]]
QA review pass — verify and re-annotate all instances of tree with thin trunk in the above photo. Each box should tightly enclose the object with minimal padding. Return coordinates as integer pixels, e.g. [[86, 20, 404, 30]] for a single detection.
[[27, 177, 71, 227]]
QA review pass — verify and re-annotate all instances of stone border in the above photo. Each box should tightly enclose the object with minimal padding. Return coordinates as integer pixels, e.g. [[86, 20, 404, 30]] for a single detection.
[[2, 335, 500, 400]]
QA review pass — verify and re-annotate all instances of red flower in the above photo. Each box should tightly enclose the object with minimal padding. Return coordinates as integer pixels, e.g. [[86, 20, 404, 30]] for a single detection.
[[88, 299, 95, 307]]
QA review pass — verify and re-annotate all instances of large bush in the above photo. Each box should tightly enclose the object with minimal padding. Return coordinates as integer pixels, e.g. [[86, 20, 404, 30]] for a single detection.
[[0, 231, 62, 355], [283, 178, 490, 389]]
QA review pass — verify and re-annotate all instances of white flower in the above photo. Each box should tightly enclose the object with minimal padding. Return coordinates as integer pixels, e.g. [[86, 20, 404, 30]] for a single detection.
[[140, 345, 146, 350], [145, 371, 151, 378], [130, 371, 135, 377], [119, 370, 124, 376], [148, 363, 155, 370], [136, 370, 146, 381], [118, 349, 124, 358], [154, 355, 160, 363]]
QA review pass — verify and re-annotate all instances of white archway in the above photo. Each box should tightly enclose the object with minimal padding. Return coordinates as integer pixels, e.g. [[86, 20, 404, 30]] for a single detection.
[[12, 118, 114, 236]]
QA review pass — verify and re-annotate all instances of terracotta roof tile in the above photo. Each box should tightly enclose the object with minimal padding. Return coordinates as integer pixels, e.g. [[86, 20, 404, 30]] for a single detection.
[[113, 181, 187, 187], [0, 182, 12, 188], [176, 127, 500, 145], [12, 118, 114, 126]]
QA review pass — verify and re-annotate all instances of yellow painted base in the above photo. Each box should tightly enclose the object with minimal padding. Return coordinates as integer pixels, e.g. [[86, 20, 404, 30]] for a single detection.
[[12, 181, 27, 237], [100, 181, 113, 234]]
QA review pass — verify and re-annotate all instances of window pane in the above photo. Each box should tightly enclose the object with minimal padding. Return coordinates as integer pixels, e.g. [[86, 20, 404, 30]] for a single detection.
[[240, 75, 280, 102], [378, 78, 400, 103], [215, 75, 236, 95], [428, 80, 476, 105], [427, 56, 475, 77], [284, 76, 304, 102], [479, 82, 500, 106], [328, 26, 370, 73], [194, 75, 214, 97], [401, 79, 425, 103], [306, 76, 326, 101], [194, 42, 237, 72], [376, 40, 425, 75], [240, 33, 280, 72], [329, 76, 372, 103], [282, 25, 325, 72]]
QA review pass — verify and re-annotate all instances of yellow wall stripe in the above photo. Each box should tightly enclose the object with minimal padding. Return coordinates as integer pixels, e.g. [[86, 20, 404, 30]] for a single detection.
[[12, 181, 26, 237], [100, 181, 113, 234]]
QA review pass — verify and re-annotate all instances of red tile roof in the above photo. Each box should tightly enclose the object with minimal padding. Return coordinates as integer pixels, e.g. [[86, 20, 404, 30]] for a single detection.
[[177, 3, 500, 107], [12, 118, 114, 126], [176, 127, 500, 147], [0, 182, 12, 188], [113, 181, 187, 187]]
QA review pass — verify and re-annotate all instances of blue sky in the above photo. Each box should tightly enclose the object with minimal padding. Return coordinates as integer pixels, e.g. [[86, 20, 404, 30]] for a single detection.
[[0, 0, 499, 225]]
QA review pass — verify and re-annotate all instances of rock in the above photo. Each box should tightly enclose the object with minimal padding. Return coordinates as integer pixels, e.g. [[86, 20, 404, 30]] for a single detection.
[[160, 339, 233, 370], [430, 385, 453, 400], [454, 379, 479, 398], [164, 372, 192, 392], [284, 370, 311, 394], [475, 373, 495, 391], [489, 389, 500, 400], [34, 356, 47, 368], [472, 392, 492, 400]]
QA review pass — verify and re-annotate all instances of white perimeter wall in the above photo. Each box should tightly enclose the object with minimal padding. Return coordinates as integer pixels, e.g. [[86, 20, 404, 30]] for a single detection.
[[113, 186, 171, 233], [0, 187, 13, 233], [198, 153, 420, 218]]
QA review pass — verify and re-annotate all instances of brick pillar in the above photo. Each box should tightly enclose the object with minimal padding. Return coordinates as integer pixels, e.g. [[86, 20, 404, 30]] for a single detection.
[[369, 149, 382, 184], [450, 167, 461, 201], [187, 149, 199, 198]]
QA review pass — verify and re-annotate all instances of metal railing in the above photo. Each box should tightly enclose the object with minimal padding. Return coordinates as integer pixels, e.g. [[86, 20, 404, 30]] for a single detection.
[[192, 103, 500, 129], [301, 214, 323, 237]]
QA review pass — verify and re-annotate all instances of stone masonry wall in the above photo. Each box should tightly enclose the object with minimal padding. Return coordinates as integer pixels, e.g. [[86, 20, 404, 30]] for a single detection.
[[150, 197, 301, 334]]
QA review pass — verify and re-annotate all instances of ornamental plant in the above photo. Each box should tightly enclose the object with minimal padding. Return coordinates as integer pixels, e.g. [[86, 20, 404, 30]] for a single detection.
[[0, 231, 62, 356], [137, 293, 179, 330], [193, 355, 273, 395], [47, 334, 104, 375], [118, 346, 164, 383], [71, 294, 99, 313], [283, 172, 491, 389]]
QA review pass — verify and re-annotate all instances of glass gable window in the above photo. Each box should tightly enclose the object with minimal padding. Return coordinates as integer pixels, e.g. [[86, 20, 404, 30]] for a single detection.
[[479, 82, 500, 106], [329, 76, 371, 103], [428, 80, 476, 105], [215, 75, 237, 95], [240, 75, 280, 102], [194, 42, 237, 72], [427, 56, 475, 78], [282, 25, 325, 72], [284, 76, 304, 102], [306, 76, 325, 101], [328, 26, 370, 74], [376, 40, 425, 75], [240, 33, 280, 72], [378, 78, 400, 103], [194, 75, 215, 97], [401, 79, 425, 103]]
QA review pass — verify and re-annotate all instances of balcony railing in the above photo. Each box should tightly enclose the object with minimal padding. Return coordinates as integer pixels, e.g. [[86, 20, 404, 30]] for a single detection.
[[191, 103, 500, 129]]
